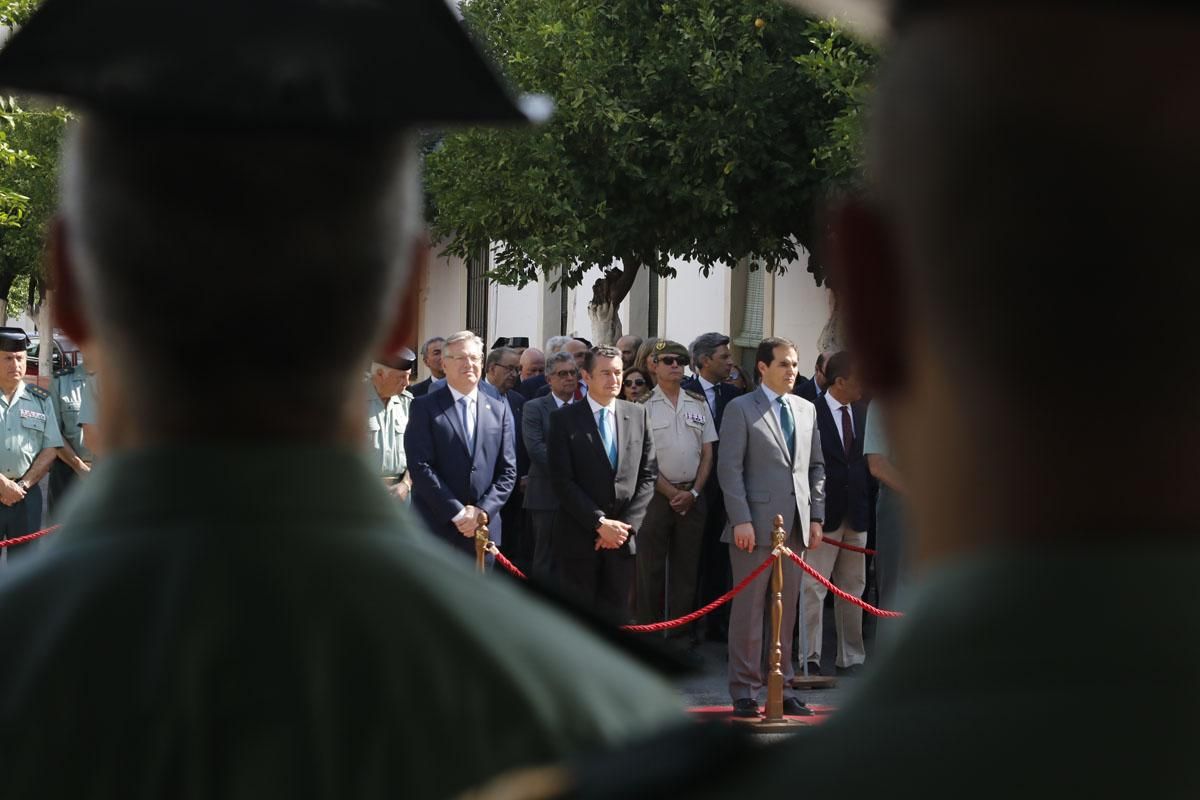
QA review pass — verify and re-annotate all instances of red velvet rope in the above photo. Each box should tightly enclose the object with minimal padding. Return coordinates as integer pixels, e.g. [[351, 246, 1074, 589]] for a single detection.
[[784, 548, 904, 618], [0, 524, 60, 549], [823, 537, 877, 556], [620, 552, 779, 632], [487, 543, 528, 581]]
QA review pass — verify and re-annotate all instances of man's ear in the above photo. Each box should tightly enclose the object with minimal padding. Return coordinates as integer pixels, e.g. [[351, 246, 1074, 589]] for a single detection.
[[48, 217, 90, 347], [828, 200, 908, 397], [379, 235, 429, 355]]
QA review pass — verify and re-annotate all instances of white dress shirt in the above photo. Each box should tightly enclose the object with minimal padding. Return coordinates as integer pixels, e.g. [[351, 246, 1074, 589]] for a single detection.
[[586, 394, 618, 449], [697, 376, 718, 414], [824, 390, 854, 446]]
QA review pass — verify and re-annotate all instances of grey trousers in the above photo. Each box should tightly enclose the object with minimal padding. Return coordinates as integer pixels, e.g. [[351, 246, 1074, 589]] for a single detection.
[[727, 532, 802, 702]]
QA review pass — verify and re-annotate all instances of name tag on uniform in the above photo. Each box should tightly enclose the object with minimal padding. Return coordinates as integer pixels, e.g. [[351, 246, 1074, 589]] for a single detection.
[[19, 409, 46, 422], [684, 412, 706, 426]]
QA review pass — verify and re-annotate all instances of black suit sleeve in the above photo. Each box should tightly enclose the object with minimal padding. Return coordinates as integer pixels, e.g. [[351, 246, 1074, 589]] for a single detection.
[[548, 408, 606, 534], [623, 405, 658, 532]]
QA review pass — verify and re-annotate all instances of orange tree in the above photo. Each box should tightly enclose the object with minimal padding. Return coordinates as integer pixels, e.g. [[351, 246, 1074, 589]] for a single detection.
[[425, 1, 876, 342]]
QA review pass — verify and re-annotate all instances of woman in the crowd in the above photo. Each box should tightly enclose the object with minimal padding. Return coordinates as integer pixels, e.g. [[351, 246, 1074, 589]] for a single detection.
[[621, 367, 651, 403], [632, 337, 660, 388]]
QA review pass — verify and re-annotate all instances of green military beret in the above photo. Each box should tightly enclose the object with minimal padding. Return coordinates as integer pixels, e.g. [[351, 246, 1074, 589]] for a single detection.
[[652, 340, 689, 364]]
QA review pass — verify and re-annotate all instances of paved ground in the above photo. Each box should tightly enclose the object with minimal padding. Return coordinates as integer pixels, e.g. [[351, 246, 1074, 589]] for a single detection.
[[669, 605, 886, 730]]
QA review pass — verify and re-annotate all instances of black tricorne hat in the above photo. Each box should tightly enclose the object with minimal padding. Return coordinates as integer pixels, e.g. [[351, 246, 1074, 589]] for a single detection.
[[0, 327, 31, 353], [0, 0, 551, 129]]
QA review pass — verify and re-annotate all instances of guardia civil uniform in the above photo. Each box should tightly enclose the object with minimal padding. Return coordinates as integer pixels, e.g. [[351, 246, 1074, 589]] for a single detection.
[[0, 1, 684, 797], [48, 363, 94, 510], [0, 328, 63, 562], [635, 341, 718, 645], [366, 348, 416, 495]]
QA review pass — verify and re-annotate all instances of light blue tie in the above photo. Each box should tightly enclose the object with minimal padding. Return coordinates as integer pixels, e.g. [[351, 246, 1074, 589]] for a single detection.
[[459, 396, 475, 451], [598, 408, 617, 470], [778, 397, 796, 461]]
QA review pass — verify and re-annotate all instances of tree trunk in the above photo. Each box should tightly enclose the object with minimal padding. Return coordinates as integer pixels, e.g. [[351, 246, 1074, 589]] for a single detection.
[[586, 262, 640, 345]]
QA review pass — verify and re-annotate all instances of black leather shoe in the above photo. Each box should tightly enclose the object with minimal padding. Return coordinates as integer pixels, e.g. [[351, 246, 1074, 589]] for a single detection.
[[732, 698, 760, 718], [782, 697, 814, 717], [802, 661, 822, 676], [836, 664, 864, 677]]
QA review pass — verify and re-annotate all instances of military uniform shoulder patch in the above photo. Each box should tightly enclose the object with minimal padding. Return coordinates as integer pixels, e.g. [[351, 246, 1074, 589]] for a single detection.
[[25, 383, 50, 400], [52, 365, 76, 378], [685, 389, 707, 403]]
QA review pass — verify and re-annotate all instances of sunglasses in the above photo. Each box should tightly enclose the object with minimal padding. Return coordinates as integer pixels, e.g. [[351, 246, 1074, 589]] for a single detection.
[[551, 370, 578, 378], [623, 378, 647, 387], [656, 356, 688, 367]]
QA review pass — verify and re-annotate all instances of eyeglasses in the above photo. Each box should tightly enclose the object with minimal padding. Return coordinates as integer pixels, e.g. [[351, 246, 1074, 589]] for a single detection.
[[551, 370, 578, 379], [494, 363, 520, 372], [656, 356, 688, 367], [445, 354, 483, 365], [623, 378, 646, 387]]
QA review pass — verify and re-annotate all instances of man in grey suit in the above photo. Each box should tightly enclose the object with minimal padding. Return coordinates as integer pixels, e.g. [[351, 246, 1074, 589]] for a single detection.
[[718, 336, 825, 718], [522, 351, 581, 577]]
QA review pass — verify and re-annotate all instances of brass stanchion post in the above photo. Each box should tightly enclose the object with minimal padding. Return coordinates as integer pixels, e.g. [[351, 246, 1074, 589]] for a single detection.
[[765, 514, 787, 722], [475, 512, 489, 575]]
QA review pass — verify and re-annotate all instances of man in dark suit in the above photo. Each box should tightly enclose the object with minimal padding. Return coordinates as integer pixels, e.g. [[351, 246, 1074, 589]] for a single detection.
[[548, 345, 657, 621], [517, 335, 572, 398], [522, 352, 580, 577], [683, 332, 742, 641], [484, 346, 532, 571], [801, 350, 871, 676], [793, 351, 831, 404], [409, 336, 445, 398], [405, 330, 516, 557]]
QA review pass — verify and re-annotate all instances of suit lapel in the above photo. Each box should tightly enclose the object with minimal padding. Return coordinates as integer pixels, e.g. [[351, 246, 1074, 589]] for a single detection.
[[816, 398, 844, 463], [753, 389, 790, 459], [438, 388, 473, 457], [579, 401, 616, 477]]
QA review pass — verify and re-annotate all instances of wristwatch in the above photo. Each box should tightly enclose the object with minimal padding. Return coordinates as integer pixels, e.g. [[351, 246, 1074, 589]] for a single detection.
[[689, 488, 700, 499]]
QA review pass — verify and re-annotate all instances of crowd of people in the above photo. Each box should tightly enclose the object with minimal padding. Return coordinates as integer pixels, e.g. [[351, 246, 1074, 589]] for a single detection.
[[367, 327, 906, 717]]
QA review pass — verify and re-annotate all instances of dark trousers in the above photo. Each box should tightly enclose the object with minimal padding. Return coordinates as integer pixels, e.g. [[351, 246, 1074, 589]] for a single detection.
[[557, 548, 635, 624], [47, 460, 80, 514], [635, 492, 706, 641], [697, 490, 731, 639], [499, 488, 531, 573], [527, 509, 558, 579], [1, 482, 43, 567]]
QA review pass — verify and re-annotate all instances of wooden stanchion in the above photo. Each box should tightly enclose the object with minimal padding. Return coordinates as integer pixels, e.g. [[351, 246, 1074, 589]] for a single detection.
[[734, 515, 808, 732], [474, 512, 489, 575]]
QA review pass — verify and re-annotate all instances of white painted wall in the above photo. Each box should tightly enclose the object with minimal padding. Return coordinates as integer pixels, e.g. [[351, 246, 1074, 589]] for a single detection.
[[489, 281, 540, 347], [661, 257, 731, 348], [771, 259, 832, 373]]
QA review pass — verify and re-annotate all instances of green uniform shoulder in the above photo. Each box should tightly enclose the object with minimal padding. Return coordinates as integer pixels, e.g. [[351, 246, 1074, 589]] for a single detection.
[[53, 364, 77, 378], [25, 383, 50, 400]]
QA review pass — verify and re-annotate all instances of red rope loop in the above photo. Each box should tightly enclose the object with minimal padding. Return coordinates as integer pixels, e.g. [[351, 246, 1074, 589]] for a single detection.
[[823, 537, 876, 556], [783, 547, 904, 618], [485, 542, 528, 581], [0, 524, 60, 549], [620, 551, 778, 632]]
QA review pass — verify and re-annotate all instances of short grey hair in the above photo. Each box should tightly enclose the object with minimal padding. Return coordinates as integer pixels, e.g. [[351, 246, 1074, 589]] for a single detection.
[[485, 346, 518, 370], [546, 351, 576, 373], [59, 116, 421, 428], [444, 330, 484, 351], [690, 332, 730, 369], [544, 335, 573, 354], [421, 336, 446, 357]]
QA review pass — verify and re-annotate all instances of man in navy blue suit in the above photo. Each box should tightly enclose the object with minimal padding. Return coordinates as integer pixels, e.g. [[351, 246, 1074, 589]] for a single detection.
[[800, 350, 872, 676], [405, 330, 517, 557]]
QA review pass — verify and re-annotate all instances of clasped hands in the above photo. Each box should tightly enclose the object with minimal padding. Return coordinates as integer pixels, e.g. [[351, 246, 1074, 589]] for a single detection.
[[0, 477, 26, 507], [732, 521, 823, 553], [594, 517, 631, 550], [455, 505, 486, 536]]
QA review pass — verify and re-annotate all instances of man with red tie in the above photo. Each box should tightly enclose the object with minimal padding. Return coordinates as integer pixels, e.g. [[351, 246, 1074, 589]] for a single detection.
[[801, 350, 872, 677]]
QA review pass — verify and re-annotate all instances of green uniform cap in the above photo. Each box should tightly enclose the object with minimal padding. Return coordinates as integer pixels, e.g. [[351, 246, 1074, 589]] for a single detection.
[[0, 0, 551, 128], [652, 340, 689, 363]]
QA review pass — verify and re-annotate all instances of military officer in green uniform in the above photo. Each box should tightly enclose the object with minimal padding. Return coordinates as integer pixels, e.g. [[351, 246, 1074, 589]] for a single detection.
[[0, 1, 683, 797], [636, 340, 717, 658], [48, 360, 95, 510], [368, 347, 415, 502], [0, 327, 62, 563]]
